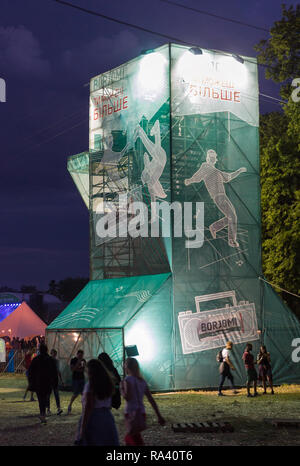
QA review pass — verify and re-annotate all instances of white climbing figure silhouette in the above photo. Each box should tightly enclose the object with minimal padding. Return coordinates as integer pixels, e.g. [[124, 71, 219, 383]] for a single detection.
[[134, 120, 167, 206], [184, 149, 247, 248]]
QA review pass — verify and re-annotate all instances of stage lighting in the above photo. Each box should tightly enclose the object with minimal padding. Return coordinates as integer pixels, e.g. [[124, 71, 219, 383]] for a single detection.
[[232, 54, 244, 64], [189, 47, 203, 55], [137, 52, 167, 100], [125, 345, 139, 357]]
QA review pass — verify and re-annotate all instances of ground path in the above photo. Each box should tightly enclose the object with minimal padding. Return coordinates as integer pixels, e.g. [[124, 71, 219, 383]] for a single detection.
[[0, 375, 300, 446]]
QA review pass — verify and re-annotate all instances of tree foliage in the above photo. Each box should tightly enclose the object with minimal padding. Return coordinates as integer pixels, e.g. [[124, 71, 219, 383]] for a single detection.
[[48, 277, 89, 302], [260, 107, 300, 313], [255, 4, 300, 98], [255, 4, 300, 314]]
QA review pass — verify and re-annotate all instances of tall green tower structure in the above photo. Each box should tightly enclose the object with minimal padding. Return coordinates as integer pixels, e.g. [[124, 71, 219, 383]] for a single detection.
[[47, 44, 300, 390]]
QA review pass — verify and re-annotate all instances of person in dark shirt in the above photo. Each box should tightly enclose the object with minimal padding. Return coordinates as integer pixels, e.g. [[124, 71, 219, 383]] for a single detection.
[[257, 345, 274, 395], [28, 343, 58, 424], [242, 343, 258, 397], [47, 349, 63, 415], [67, 349, 86, 414], [23, 349, 35, 402]]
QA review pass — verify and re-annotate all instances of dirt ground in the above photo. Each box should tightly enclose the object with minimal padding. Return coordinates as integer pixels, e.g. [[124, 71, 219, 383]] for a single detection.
[[0, 374, 300, 446]]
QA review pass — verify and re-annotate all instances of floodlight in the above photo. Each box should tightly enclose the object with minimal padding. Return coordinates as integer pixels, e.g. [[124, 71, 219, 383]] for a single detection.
[[189, 47, 203, 55]]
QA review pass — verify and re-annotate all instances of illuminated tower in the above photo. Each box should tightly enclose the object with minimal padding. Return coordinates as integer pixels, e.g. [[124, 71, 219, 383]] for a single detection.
[[47, 44, 300, 389]]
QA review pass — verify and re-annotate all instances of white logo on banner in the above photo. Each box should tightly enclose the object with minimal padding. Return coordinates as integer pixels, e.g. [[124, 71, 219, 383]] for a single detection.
[[53, 306, 99, 326], [116, 289, 152, 303], [178, 290, 259, 354]]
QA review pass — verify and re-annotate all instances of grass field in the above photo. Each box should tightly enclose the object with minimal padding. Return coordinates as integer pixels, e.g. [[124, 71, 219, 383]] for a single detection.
[[0, 374, 300, 446]]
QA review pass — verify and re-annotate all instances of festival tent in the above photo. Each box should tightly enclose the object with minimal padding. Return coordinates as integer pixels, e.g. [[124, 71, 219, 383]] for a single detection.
[[47, 273, 172, 387], [0, 302, 47, 339]]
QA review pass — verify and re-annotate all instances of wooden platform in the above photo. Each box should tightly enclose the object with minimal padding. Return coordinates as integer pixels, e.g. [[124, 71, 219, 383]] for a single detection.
[[172, 421, 234, 433], [264, 418, 300, 428]]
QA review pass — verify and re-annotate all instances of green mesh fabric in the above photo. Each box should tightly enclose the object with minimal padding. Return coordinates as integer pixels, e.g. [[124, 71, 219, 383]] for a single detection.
[[47, 273, 172, 389], [47, 43, 300, 390], [67, 152, 90, 208], [47, 273, 171, 329]]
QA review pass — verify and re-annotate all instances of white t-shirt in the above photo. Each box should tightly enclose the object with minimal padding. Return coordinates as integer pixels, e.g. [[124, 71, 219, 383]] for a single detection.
[[82, 382, 111, 409], [222, 348, 230, 360], [124, 375, 147, 414]]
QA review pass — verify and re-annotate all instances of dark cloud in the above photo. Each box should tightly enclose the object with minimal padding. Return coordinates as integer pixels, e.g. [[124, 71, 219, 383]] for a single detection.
[[0, 25, 51, 79], [61, 29, 140, 80]]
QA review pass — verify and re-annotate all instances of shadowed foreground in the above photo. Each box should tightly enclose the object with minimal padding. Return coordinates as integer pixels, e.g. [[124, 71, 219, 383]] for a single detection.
[[0, 374, 300, 446]]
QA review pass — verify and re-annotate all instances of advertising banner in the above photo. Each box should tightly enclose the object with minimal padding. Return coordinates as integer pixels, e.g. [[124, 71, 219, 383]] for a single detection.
[[178, 291, 258, 354]]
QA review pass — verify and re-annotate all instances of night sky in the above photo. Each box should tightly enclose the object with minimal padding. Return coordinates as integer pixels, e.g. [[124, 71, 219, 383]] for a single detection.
[[0, 0, 295, 290]]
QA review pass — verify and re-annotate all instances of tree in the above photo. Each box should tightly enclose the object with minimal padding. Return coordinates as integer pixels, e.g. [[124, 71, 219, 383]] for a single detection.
[[20, 285, 37, 293], [260, 109, 300, 314], [255, 4, 300, 315], [48, 279, 59, 296], [48, 277, 89, 302], [255, 4, 300, 99]]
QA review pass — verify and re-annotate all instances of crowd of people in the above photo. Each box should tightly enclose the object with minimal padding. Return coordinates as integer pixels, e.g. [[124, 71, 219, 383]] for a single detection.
[[21, 340, 274, 446], [25, 344, 165, 446], [3, 335, 44, 351]]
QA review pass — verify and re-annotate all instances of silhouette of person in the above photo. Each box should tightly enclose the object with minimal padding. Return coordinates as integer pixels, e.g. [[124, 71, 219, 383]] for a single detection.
[[184, 149, 246, 247], [134, 120, 167, 204]]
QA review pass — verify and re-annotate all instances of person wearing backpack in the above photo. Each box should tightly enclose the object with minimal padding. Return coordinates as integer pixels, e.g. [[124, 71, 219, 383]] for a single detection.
[[121, 357, 165, 446], [217, 341, 238, 396]]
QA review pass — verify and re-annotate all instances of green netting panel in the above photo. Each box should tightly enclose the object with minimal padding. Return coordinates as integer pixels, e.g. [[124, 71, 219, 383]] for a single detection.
[[170, 44, 261, 388], [47, 273, 170, 329], [89, 44, 171, 280], [46, 273, 172, 388], [169, 44, 300, 388], [61, 43, 300, 391], [67, 152, 90, 208], [262, 281, 300, 384], [124, 276, 173, 390]]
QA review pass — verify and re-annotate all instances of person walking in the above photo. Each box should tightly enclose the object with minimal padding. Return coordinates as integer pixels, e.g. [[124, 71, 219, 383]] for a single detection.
[[121, 357, 165, 446], [218, 341, 238, 396], [75, 359, 119, 446], [242, 343, 258, 397], [98, 352, 121, 409], [67, 349, 86, 414], [27, 343, 58, 424], [23, 349, 35, 402], [47, 349, 63, 415], [257, 345, 274, 394]]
